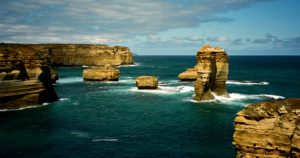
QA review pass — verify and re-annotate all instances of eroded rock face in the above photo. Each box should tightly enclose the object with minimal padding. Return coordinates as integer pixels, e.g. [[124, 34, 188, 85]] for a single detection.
[[0, 44, 58, 109], [31, 44, 134, 66], [83, 64, 120, 81], [178, 68, 197, 81], [194, 44, 229, 101], [233, 98, 300, 158], [136, 76, 158, 89]]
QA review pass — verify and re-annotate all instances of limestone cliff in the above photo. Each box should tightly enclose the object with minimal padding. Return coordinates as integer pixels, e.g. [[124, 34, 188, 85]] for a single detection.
[[31, 44, 134, 66], [233, 98, 300, 158], [178, 68, 197, 81], [0, 44, 58, 109], [193, 44, 229, 101]]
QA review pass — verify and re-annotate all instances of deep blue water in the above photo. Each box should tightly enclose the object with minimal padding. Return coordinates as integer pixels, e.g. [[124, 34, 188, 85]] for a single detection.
[[0, 56, 299, 158]]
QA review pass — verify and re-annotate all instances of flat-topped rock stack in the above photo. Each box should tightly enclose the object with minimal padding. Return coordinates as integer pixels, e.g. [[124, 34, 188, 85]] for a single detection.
[[83, 64, 120, 81], [233, 98, 300, 158], [136, 76, 158, 89]]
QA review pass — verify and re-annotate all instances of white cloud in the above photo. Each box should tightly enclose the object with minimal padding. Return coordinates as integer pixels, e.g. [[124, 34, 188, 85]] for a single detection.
[[0, 0, 277, 45]]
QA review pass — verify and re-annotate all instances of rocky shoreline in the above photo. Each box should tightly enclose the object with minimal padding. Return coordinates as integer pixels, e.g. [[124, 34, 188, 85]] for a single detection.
[[233, 98, 300, 157], [0, 43, 134, 110]]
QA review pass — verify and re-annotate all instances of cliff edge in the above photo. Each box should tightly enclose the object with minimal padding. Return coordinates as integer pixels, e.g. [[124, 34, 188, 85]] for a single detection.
[[31, 44, 134, 66], [233, 98, 300, 158], [0, 44, 58, 109]]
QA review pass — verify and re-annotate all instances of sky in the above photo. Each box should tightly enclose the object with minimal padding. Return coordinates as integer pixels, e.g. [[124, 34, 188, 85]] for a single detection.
[[0, 0, 299, 55]]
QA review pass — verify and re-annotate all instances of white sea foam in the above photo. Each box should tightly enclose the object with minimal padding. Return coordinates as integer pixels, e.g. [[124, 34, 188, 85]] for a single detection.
[[187, 93, 285, 103], [118, 62, 141, 67], [100, 78, 134, 84], [0, 104, 48, 112], [226, 80, 269, 85], [82, 65, 90, 68], [130, 85, 194, 94], [56, 77, 83, 84], [70, 131, 89, 138], [59, 98, 70, 101], [92, 138, 119, 142]]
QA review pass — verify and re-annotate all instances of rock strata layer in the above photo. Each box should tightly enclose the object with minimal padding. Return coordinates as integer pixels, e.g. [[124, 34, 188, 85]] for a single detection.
[[136, 76, 158, 89], [0, 44, 134, 66], [233, 98, 300, 158], [178, 68, 197, 81], [0, 44, 58, 109], [191, 44, 229, 101], [31, 44, 134, 66], [83, 65, 120, 81]]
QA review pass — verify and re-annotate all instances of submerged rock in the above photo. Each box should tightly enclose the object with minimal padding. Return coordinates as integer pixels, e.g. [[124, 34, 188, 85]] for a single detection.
[[136, 76, 158, 89], [83, 64, 120, 81], [193, 44, 229, 101], [233, 98, 300, 158]]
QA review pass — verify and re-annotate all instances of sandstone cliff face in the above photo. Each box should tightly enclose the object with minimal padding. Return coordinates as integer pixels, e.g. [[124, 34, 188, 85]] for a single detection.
[[178, 68, 197, 81], [194, 44, 229, 101], [233, 98, 300, 158], [31, 44, 134, 66], [83, 64, 120, 81], [0, 44, 58, 109]]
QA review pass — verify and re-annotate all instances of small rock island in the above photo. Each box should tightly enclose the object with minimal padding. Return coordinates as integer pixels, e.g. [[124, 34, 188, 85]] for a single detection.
[[83, 64, 120, 81], [136, 76, 158, 89]]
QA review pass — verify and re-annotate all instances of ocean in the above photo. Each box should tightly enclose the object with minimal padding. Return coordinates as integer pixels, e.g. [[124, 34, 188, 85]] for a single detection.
[[0, 56, 299, 158]]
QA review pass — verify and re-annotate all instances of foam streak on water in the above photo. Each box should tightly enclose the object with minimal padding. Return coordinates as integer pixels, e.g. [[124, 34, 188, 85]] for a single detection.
[[129, 85, 194, 94], [226, 80, 269, 85], [188, 92, 285, 104], [56, 77, 83, 84]]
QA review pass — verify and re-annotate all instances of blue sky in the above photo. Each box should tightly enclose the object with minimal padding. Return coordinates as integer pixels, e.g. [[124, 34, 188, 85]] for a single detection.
[[0, 0, 299, 55]]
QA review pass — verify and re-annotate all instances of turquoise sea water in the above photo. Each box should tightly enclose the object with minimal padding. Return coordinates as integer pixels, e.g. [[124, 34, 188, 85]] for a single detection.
[[0, 56, 300, 158]]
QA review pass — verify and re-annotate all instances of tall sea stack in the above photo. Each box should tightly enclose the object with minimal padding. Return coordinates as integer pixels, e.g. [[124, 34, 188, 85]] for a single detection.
[[194, 44, 229, 101]]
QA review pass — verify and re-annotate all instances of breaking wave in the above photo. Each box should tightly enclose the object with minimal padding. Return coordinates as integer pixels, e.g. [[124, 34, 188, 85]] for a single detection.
[[188, 92, 285, 103]]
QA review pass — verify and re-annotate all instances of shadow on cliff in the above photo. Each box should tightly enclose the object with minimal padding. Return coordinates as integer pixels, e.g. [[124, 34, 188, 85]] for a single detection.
[[38, 66, 59, 103]]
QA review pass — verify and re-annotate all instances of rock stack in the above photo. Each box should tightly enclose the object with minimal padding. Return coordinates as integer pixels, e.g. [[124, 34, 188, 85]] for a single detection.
[[83, 64, 120, 81], [193, 44, 229, 101], [233, 98, 300, 158], [136, 76, 158, 89]]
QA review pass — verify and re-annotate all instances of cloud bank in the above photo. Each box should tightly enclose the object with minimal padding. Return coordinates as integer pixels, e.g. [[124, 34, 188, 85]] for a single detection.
[[0, 0, 275, 44]]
